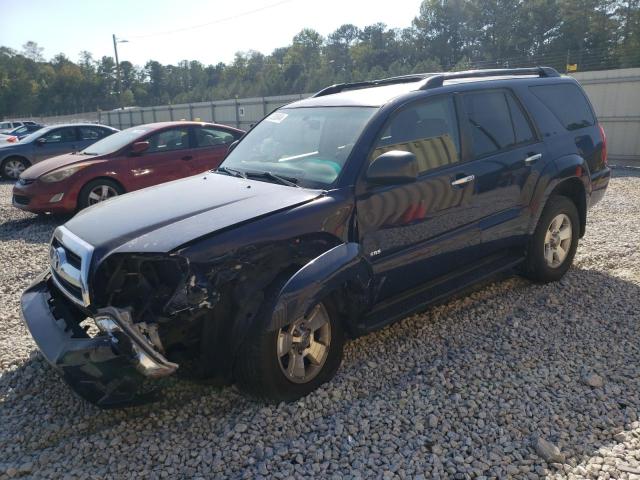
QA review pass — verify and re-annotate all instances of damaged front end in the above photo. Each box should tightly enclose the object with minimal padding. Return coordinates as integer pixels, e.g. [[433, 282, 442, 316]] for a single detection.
[[21, 272, 178, 407], [20, 226, 211, 408]]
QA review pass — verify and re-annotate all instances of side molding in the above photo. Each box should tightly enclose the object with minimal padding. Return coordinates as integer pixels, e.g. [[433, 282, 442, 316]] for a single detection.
[[269, 243, 372, 331]]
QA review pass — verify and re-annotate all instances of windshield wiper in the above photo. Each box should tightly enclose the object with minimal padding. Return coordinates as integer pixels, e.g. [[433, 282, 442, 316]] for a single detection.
[[246, 171, 299, 187], [216, 166, 247, 179], [83, 152, 97, 155]]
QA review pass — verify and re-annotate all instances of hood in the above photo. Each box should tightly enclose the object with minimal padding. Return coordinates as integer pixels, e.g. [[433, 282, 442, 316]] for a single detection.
[[22, 152, 98, 179], [64, 173, 323, 261]]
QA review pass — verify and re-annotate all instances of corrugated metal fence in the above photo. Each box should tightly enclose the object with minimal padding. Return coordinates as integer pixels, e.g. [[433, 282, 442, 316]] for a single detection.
[[571, 68, 640, 164], [21, 67, 640, 163], [99, 94, 311, 131]]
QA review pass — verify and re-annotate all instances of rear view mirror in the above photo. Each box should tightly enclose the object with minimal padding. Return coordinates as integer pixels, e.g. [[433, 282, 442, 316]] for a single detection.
[[131, 141, 150, 154], [367, 150, 418, 185], [36, 137, 47, 146]]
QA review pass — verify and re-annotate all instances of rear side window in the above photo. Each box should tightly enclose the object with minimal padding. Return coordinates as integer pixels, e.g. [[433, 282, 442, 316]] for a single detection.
[[195, 127, 236, 147], [78, 126, 106, 140], [463, 90, 535, 157], [530, 84, 595, 131], [373, 95, 461, 174]]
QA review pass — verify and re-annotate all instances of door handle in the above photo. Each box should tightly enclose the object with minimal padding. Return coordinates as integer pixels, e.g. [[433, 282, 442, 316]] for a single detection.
[[525, 153, 542, 165], [181, 155, 193, 161], [450, 174, 475, 187]]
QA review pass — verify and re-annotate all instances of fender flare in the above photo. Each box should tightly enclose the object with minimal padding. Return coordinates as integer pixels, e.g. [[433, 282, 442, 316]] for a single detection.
[[268, 242, 373, 331], [527, 154, 590, 235]]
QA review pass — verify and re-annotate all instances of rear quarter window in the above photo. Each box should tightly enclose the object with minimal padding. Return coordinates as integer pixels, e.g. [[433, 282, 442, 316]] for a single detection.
[[530, 83, 595, 131]]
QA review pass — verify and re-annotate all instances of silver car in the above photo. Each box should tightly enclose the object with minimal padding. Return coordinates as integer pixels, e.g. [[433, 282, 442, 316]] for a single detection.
[[0, 123, 118, 179]]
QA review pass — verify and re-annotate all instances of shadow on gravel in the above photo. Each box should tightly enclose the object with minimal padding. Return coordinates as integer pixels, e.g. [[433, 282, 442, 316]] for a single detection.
[[1, 267, 639, 477], [0, 215, 69, 243]]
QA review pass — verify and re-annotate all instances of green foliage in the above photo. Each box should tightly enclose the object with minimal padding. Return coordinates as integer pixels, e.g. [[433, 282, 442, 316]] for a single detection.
[[1, 0, 639, 117]]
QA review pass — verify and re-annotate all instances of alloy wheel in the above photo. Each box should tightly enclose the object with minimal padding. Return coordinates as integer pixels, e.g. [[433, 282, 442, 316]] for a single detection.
[[276, 303, 332, 384], [87, 184, 119, 205], [544, 213, 572, 268], [4, 159, 26, 179]]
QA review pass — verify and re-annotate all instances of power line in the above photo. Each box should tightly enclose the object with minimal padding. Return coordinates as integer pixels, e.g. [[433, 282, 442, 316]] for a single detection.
[[128, 0, 296, 39]]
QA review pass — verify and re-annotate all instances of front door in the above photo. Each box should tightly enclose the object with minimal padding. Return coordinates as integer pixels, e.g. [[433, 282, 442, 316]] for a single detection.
[[127, 126, 193, 191], [357, 94, 482, 302], [33, 127, 79, 162]]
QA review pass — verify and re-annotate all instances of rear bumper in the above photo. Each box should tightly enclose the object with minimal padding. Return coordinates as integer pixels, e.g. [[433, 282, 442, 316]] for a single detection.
[[589, 166, 611, 208], [21, 272, 176, 407]]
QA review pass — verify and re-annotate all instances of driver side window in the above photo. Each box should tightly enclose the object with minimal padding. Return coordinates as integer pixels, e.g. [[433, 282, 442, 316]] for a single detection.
[[372, 96, 461, 174], [41, 128, 76, 144]]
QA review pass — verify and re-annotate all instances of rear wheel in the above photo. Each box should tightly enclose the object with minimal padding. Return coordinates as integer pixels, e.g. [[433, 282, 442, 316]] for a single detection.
[[235, 298, 344, 402], [524, 195, 579, 283], [78, 179, 123, 210], [1, 157, 29, 179]]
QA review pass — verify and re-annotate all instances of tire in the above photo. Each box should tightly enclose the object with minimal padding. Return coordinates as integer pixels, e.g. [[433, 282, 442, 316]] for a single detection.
[[523, 195, 580, 283], [1, 157, 29, 179], [235, 292, 344, 403], [78, 178, 124, 210]]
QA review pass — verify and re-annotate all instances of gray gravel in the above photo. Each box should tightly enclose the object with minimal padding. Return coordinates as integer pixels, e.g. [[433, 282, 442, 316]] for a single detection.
[[1, 170, 640, 479]]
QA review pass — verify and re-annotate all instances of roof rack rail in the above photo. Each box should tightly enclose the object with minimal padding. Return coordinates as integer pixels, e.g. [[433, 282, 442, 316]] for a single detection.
[[417, 66, 559, 90], [312, 73, 436, 97]]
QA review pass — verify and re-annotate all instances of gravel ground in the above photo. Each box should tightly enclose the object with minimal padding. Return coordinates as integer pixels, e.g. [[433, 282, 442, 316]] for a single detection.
[[1, 171, 639, 479]]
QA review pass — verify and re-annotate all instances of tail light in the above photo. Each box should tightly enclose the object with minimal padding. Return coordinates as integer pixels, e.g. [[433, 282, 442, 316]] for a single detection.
[[598, 124, 607, 166], [6, 136, 17, 143]]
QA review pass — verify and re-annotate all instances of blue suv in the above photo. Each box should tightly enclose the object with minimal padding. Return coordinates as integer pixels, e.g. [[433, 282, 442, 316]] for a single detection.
[[21, 67, 610, 406]]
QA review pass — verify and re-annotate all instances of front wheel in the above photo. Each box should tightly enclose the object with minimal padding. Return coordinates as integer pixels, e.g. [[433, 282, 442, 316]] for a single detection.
[[78, 179, 123, 210], [523, 195, 580, 283], [1, 157, 29, 179], [235, 300, 344, 402]]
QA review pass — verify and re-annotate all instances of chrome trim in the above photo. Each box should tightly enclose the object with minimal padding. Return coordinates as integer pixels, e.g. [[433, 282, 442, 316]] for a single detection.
[[50, 226, 95, 306], [450, 174, 475, 186], [525, 153, 542, 165]]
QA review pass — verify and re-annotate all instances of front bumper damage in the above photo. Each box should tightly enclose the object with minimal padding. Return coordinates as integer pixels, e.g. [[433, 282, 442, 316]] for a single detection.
[[20, 271, 178, 408]]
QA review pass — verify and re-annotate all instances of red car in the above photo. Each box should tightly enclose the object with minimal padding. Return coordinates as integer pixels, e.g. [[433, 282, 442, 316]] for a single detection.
[[12, 121, 244, 214]]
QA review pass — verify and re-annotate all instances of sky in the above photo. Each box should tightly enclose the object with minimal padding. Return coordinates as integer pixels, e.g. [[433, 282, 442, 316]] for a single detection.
[[1, 0, 423, 66]]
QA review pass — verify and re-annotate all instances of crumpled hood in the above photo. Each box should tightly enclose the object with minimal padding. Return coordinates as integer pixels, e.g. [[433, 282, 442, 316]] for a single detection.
[[64, 173, 323, 261]]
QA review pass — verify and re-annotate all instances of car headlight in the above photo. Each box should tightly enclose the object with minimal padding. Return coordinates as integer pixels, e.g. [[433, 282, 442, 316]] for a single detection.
[[40, 165, 86, 183]]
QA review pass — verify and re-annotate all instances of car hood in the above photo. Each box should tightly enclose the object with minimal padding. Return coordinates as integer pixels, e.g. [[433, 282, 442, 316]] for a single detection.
[[64, 173, 324, 262], [22, 152, 97, 179]]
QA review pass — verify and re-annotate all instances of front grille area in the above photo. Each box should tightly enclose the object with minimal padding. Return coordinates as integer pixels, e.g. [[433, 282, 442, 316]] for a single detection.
[[18, 178, 35, 186], [51, 237, 82, 269], [49, 226, 95, 306], [12, 194, 30, 205]]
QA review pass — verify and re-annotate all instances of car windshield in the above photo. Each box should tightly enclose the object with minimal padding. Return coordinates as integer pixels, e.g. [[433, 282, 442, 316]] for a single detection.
[[81, 126, 151, 155], [220, 106, 377, 188]]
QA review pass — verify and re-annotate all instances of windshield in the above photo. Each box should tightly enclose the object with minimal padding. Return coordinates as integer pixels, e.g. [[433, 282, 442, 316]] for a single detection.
[[81, 126, 151, 155], [221, 106, 377, 188]]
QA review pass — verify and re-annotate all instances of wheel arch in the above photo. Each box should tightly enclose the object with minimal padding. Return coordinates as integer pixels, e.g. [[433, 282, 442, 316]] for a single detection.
[[529, 154, 590, 238], [77, 176, 126, 208]]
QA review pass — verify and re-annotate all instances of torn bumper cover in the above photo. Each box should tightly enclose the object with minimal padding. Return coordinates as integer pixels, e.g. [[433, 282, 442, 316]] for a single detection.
[[20, 271, 177, 408]]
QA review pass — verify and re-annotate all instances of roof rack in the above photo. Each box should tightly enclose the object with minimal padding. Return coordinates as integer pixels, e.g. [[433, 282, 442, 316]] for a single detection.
[[311, 66, 560, 98], [312, 73, 437, 97], [417, 66, 560, 90]]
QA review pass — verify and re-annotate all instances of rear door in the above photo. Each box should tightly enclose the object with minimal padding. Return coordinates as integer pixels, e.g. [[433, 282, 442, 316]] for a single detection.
[[76, 126, 110, 150], [33, 127, 80, 162], [459, 88, 545, 250], [189, 126, 239, 174], [127, 126, 193, 190]]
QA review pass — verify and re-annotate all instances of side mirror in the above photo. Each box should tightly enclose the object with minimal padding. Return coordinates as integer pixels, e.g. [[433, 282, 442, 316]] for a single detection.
[[131, 141, 150, 155], [366, 150, 418, 185], [36, 137, 47, 146]]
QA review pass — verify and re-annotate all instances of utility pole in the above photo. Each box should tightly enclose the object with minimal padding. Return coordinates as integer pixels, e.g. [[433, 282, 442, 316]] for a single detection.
[[112, 34, 128, 110]]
